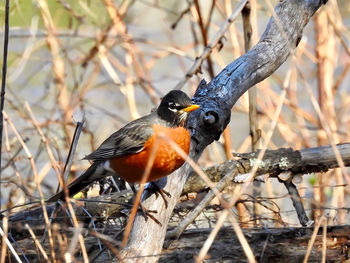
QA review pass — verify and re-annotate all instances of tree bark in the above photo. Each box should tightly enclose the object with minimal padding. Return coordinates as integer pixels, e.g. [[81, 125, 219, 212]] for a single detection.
[[7, 142, 349, 240], [160, 225, 350, 263], [121, 0, 329, 261]]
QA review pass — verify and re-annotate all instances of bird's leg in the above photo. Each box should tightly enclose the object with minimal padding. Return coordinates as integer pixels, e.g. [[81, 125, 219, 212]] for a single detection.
[[138, 203, 161, 225], [145, 181, 171, 209], [129, 183, 161, 225]]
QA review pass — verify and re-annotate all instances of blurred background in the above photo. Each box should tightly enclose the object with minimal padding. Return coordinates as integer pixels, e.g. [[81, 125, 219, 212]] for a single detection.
[[1, 0, 350, 228]]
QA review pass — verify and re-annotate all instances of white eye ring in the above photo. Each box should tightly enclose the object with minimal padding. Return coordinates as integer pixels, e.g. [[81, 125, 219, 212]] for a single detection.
[[168, 102, 178, 112]]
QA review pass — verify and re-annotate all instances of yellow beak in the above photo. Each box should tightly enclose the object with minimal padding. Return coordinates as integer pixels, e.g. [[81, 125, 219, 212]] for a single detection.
[[182, 104, 200, 113]]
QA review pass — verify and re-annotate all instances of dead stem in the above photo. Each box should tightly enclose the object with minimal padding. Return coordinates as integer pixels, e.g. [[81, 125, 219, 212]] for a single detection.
[[4, 111, 57, 261], [303, 216, 326, 263], [173, 0, 248, 90], [25, 223, 50, 262], [36, 0, 72, 145]]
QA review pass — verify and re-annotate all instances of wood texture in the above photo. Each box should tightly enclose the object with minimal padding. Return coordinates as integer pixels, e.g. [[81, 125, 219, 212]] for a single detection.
[[122, 1, 329, 259], [161, 225, 350, 262], [8, 142, 347, 240]]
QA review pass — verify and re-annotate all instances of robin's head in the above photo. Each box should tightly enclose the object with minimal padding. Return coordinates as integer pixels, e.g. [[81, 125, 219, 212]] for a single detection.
[[157, 90, 200, 127]]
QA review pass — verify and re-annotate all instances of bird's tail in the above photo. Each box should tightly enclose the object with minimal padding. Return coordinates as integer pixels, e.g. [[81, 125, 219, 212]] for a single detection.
[[46, 161, 107, 202]]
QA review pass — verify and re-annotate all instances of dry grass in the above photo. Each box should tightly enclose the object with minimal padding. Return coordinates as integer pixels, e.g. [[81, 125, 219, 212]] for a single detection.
[[1, 0, 350, 261]]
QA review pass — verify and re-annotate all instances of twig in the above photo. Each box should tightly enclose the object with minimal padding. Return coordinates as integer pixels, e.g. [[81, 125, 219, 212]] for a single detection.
[[193, 0, 215, 78], [322, 218, 327, 263], [1, 144, 25, 171], [228, 213, 256, 263], [283, 179, 312, 227], [102, 0, 159, 105], [258, 231, 270, 263], [8, 233, 29, 263], [24, 102, 62, 190], [173, 0, 248, 90], [0, 224, 22, 263], [242, 0, 259, 227], [79, 207, 103, 258], [25, 223, 50, 262], [65, 223, 84, 262], [0, 216, 8, 263], [196, 209, 229, 263], [60, 114, 86, 191], [36, 0, 71, 144], [165, 170, 238, 243], [171, 5, 191, 29], [0, 0, 10, 179], [89, 230, 122, 262], [3, 111, 56, 261], [303, 216, 325, 263], [45, 116, 89, 262], [305, 82, 350, 184]]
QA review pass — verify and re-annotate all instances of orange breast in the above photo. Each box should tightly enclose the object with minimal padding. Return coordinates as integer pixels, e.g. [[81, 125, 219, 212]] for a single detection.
[[109, 124, 191, 183]]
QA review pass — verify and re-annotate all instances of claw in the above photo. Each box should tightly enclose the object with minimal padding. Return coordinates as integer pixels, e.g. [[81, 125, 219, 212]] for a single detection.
[[139, 204, 161, 226], [149, 182, 171, 209]]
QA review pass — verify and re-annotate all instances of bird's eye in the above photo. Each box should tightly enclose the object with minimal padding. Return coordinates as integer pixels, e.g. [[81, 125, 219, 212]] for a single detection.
[[168, 102, 177, 110]]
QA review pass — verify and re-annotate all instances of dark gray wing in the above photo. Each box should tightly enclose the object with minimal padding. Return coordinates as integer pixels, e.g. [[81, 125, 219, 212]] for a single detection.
[[84, 114, 154, 161]]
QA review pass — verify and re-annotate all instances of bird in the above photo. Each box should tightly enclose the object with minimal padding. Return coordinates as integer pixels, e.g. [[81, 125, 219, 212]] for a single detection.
[[47, 90, 200, 202]]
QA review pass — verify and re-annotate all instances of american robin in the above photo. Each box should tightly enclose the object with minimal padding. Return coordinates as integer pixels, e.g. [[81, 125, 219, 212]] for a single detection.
[[47, 90, 199, 202]]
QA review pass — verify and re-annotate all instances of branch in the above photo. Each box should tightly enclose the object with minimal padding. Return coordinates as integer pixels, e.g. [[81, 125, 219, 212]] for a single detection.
[[0, 0, 10, 179], [7, 142, 346, 240], [161, 225, 350, 262], [122, 1, 328, 260], [173, 0, 248, 90], [167, 143, 349, 240], [185, 143, 350, 194]]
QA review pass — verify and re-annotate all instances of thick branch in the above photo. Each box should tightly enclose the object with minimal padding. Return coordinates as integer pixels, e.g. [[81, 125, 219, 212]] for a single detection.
[[161, 225, 350, 263], [185, 143, 350, 194], [167, 143, 349, 240], [122, 1, 328, 260], [8, 142, 347, 241]]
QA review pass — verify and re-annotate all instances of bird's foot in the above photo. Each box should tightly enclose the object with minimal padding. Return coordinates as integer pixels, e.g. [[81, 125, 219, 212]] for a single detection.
[[138, 203, 161, 226], [147, 182, 171, 209]]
